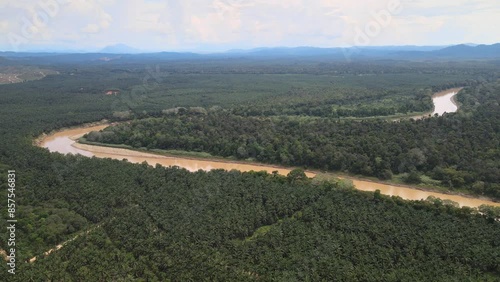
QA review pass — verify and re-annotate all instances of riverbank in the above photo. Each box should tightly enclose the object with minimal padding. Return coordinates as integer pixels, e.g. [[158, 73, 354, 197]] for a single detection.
[[36, 122, 500, 208], [315, 171, 498, 203], [431, 87, 462, 115], [34, 86, 499, 208], [397, 87, 463, 120], [77, 137, 499, 205], [71, 140, 316, 178], [450, 89, 461, 108], [78, 137, 316, 175], [32, 119, 112, 147]]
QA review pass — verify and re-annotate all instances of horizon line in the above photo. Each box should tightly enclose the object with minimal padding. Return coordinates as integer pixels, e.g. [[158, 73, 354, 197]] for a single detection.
[[1, 42, 497, 54]]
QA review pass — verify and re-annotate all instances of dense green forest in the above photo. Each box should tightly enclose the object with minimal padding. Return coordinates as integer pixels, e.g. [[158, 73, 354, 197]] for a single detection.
[[87, 81, 500, 199], [10, 166, 500, 281], [0, 57, 499, 280]]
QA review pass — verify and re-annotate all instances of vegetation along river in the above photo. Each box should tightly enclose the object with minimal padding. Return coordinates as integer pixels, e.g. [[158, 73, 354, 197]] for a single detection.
[[38, 88, 499, 208]]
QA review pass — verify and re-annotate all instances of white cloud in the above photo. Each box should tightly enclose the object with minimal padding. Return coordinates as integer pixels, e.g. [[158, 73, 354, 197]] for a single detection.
[[0, 0, 499, 51], [81, 23, 100, 34], [0, 20, 9, 33]]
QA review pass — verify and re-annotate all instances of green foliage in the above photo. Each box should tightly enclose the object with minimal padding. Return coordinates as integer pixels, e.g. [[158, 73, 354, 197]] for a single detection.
[[405, 171, 422, 184], [94, 81, 500, 199], [11, 166, 500, 281], [287, 168, 308, 183], [0, 57, 499, 280]]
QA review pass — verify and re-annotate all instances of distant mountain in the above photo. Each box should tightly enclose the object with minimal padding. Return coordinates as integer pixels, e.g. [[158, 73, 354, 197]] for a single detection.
[[100, 44, 142, 54], [394, 43, 500, 59], [434, 43, 500, 58], [357, 45, 449, 52], [242, 47, 343, 56], [220, 45, 454, 59], [1, 43, 499, 62]]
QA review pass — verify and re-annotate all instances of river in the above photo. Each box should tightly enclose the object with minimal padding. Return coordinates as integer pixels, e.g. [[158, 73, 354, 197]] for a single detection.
[[38, 88, 499, 208], [397, 87, 462, 121], [432, 88, 460, 116]]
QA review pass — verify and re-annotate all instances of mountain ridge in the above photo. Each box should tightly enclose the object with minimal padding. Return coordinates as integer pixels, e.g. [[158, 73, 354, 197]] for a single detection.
[[1, 43, 499, 61]]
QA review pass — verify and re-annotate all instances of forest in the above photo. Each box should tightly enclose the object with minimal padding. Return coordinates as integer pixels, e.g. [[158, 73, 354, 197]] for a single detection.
[[0, 56, 499, 280], [86, 81, 500, 199]]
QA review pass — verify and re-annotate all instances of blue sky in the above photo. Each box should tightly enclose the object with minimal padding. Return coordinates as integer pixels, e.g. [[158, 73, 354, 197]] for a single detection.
[[1, 0, 498, 52]]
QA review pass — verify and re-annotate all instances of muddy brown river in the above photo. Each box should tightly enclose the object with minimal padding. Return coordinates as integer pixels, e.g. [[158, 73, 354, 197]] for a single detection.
[[38, 88, 499, 208], [432, 88, 461, 116], [39, 123, 499, 208]]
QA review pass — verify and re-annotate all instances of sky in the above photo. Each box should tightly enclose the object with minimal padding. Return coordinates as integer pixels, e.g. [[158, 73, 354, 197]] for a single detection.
[[0, 0, 499, 52]]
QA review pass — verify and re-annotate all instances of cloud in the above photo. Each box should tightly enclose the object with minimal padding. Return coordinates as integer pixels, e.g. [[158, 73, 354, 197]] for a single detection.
[[67, 0, 113, 34], [0, 0, 499, 51], [81, 23, 100, 34], [0, 20, 9, 33], [122, 0, 173, 34]]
